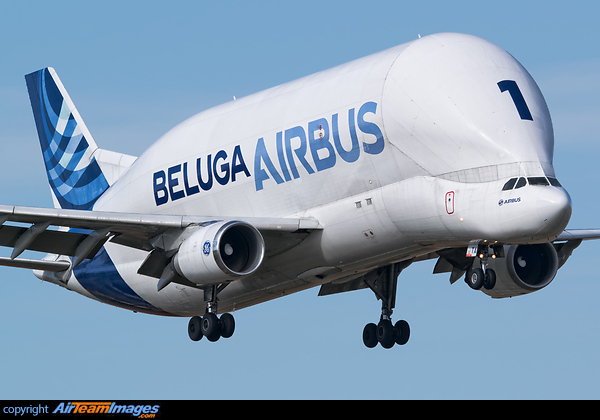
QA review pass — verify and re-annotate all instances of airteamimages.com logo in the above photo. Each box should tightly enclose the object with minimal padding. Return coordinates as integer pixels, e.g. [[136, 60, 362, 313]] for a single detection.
[[53, 402, 160, 417], [2, 402, 161, 418]]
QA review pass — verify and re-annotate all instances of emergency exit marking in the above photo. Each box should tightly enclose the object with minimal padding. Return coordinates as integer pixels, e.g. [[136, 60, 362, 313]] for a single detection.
[[445, 191, 455, 214]]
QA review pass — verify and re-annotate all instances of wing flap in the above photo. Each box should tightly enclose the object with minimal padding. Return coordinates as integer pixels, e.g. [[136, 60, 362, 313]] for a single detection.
[[0, 224, 88, 256]]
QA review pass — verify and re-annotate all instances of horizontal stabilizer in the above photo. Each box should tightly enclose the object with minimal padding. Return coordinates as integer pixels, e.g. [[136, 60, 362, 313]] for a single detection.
[[0, 256, 70, 272]]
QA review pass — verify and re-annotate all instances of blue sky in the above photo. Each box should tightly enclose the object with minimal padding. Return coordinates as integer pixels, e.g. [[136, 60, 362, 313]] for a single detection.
[[0, 1, 599, 399]]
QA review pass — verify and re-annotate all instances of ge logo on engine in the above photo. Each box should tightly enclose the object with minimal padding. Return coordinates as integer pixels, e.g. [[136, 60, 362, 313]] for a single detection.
[[202, 241, 211, 256]]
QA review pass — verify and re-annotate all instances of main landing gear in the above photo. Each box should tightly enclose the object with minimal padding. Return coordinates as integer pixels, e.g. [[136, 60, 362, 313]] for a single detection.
[[362, 261, 412, 349], [187, 283, 236, 342]]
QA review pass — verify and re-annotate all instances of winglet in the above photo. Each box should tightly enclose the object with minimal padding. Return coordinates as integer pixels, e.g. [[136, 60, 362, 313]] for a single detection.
[[25, 68, 109, 210]]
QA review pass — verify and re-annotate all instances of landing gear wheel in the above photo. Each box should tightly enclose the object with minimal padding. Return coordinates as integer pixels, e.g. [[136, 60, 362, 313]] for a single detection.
[[363, 323, 378, 348], [484, 268, 496, 290], [466, 267, 484, 290], [219, 313, 235, 338], [363, 319, 411, 348], [188, 316, 203, 341], [394, 320, 410, 345], [377, 319, 395, 349], [201, 312, 220, 342]]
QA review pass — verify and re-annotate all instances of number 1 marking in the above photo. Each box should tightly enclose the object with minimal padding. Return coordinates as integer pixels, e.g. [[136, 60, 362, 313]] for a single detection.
[[497, 80, 533, 121]]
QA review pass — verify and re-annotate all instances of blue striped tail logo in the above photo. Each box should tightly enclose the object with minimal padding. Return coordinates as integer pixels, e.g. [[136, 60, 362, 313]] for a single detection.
[[25, 68, 109, 210]]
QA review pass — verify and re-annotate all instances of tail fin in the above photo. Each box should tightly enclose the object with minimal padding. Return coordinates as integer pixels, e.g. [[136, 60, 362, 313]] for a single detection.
[[25, 67, 109, 210]]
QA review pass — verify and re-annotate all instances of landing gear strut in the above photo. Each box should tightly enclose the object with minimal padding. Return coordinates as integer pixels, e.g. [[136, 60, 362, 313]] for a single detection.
[[188, 283, 235, 342], [362, 261, 412, 349]]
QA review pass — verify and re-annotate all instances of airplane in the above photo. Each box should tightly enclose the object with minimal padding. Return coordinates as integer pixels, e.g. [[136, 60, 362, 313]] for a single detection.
[[1, 32, 599, 349]]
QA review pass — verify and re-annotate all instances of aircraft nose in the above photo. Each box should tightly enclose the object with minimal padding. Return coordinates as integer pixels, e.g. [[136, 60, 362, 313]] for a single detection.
[[536, 187, 572, 237]]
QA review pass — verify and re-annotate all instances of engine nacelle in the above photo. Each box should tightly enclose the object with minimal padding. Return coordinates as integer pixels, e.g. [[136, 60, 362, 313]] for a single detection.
[[173, 221, 265, 285], [482, 243, 558, 298]]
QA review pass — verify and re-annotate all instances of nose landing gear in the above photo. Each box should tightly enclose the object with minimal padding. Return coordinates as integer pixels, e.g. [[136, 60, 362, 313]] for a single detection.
[[465, 246, 497, 291]]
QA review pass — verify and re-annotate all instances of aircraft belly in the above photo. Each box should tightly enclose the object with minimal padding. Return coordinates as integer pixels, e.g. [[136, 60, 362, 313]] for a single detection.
[[100, 243, 205, 315], [68, 188, 422, 317]]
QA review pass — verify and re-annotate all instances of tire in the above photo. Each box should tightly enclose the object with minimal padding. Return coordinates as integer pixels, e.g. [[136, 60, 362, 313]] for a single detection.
[[484, 269, 496, 290], [466, 268, 484, 290], [219, 313, 235, 338], [363, 323, 378, 348], [394, 320, 410, 345], [377, 319, 395, 349], [188, 316, 203, 341], [201, 312, 220, 342]]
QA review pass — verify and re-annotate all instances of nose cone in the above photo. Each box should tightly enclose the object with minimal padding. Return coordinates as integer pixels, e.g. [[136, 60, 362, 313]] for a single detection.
[[536, 187, 572, 238]]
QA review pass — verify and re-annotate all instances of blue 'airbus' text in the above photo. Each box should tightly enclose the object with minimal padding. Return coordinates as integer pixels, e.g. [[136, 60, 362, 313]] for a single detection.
[[153, 101, 384, 206]]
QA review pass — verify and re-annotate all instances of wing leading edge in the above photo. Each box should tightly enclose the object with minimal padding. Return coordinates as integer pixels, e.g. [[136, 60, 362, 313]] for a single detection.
[[0, 204, 321, 281]]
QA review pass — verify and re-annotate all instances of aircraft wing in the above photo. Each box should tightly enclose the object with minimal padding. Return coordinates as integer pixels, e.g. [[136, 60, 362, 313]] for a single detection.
[[0, 204, 321, 272], [555, 229, 600, 241], [319, 229, 600, 297]]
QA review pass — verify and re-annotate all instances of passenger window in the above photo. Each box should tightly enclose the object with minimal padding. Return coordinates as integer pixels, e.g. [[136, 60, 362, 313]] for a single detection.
[[515, 177, 527, 189], [548, 177, 562, 187], [528, 177, 549, 186], [502, 178, 517, 191]]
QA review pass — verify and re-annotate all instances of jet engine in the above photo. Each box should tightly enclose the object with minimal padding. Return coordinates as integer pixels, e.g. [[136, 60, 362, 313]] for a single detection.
[[481, 243, 558, 298], [173, 221, 265, 285]]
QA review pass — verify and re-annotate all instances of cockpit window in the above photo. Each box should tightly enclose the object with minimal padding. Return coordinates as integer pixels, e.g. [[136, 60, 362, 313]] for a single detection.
[[501, 176, 562, 191], [548, 177, 562, 187], [515, 177, 527, 189], [502, 178, 517, 191], [527, 177, 549, 186]]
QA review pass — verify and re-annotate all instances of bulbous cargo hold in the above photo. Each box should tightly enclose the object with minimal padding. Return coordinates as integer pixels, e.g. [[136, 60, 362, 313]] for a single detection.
[[96, 33, 555, 218], [380, 33, 555, 184]]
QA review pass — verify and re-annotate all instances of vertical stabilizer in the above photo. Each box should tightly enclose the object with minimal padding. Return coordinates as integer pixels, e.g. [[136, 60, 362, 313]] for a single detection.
[[25, 67, 109, 210]]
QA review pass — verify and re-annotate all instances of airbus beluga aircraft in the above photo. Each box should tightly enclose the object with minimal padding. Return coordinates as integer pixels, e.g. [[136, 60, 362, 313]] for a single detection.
[[2, 33, 598, 349]]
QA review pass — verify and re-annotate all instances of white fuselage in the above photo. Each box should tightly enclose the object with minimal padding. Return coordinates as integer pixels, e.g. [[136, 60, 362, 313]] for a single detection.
[[60, 33, 572, 316]]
